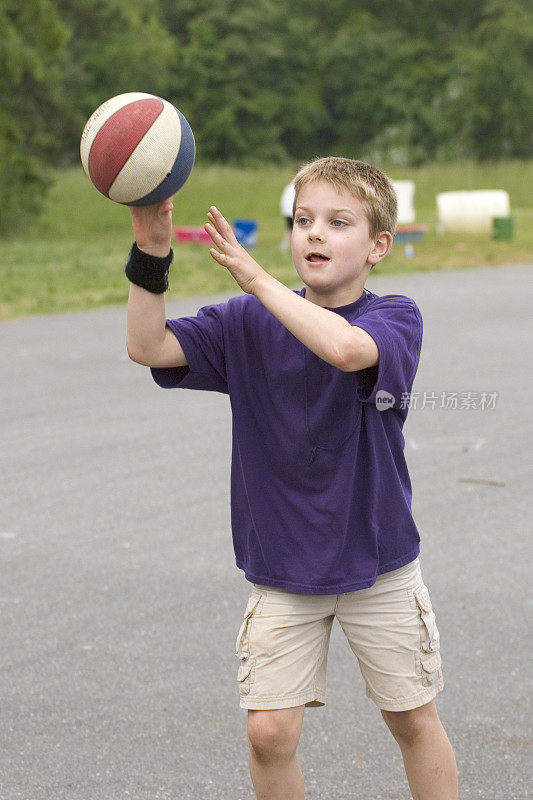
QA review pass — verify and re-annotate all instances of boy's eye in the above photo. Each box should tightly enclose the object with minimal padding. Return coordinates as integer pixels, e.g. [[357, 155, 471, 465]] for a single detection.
[[295, 217, 310, 226], [331, 219, 346, 227]]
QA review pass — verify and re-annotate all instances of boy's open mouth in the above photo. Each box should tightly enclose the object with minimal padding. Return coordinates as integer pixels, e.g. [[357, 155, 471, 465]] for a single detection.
[[306, 252, 330, 263]]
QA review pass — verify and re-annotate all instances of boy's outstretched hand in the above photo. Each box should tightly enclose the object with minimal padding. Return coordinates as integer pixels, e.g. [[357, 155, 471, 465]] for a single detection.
[[205, 207, 266, 295], [130, 196, 174, 258]]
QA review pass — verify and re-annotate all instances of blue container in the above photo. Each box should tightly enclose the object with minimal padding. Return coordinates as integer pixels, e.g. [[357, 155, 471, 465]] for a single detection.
[[233, 218, 258, 247]]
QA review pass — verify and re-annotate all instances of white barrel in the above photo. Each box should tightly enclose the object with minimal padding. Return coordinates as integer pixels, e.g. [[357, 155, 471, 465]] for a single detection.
[[437, 190, 510, 235], [280, 181, 295, 217], [391, 180, 416, 224]]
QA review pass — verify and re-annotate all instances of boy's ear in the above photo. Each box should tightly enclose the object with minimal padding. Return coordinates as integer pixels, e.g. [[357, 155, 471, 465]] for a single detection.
[[367, 231, 393, 267]]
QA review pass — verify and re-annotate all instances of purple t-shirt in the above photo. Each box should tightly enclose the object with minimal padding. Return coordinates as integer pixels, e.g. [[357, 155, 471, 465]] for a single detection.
[[152, 288, 423, 594]]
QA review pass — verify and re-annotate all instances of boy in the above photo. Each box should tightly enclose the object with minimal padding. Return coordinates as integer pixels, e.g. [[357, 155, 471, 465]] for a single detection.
[[125, 157, 459, 799]]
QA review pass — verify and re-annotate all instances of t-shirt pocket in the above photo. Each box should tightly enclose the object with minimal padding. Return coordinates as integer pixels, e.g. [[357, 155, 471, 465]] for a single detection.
[[304, 349, 362, 459]]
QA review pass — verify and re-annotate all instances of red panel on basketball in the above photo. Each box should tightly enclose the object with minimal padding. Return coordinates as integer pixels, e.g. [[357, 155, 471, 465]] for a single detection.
[[87, 98, 164, 195]]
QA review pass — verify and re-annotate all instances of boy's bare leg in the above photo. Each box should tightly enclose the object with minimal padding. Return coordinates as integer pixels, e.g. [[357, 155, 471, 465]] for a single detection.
[[381, 700, 459, 800], [247, 706, 305, 800]]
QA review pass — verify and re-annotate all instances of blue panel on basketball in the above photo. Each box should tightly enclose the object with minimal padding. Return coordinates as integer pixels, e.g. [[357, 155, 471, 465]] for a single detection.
[[128, 109, 196, 206], [80, 92, 195, 205]]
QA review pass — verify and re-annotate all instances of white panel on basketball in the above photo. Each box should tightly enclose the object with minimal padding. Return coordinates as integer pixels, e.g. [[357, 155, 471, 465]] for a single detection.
[[108, 100, 182, 203], [80, 92, 156, 174]]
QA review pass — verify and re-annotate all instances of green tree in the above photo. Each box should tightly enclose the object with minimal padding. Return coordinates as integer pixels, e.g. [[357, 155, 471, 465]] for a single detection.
[[445, 0, 533, 159], [316, 14, 452, 164], [3, 0, 532, 237], [0, 0, 69, 233], [53, 0, 178, 160], [168, 0, 276, 161], [164, 0, 325, 162]]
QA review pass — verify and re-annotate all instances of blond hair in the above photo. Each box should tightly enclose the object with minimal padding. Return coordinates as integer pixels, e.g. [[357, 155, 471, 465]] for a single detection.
[[293, 157, 397, 238]]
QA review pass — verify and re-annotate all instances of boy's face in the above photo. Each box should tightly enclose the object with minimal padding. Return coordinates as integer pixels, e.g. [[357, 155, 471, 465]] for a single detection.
[[291, 180, 389, 308]]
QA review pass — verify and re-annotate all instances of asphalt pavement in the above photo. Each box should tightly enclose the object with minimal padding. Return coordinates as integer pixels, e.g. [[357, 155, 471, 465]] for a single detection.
[[1, 262, 532, 799]]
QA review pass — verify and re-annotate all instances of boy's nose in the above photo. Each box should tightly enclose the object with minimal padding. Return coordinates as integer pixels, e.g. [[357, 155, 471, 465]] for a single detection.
[[307, 225, 326, 242]]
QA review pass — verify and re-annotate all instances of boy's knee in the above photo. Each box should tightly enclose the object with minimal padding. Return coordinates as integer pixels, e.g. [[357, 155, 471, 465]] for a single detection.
[[247, 707, 304, 764], [381, 700, 440, 747]]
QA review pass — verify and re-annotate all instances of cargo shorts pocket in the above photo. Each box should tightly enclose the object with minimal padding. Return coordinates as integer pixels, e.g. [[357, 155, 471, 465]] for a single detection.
[[235, 593, 262, 695], [413, 583, 442, 686], [237, 659, 255, 695]]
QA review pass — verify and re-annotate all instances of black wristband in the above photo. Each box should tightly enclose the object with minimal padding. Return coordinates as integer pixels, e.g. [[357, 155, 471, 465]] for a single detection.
[[125, 242, 173, 294]]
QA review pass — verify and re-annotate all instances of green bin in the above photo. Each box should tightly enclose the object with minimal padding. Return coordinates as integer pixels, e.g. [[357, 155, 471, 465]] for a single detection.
[[492, 216, 514, 241]]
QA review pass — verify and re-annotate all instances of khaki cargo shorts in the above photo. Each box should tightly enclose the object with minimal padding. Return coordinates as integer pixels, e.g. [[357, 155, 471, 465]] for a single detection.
[[235, 558, 443, 712]]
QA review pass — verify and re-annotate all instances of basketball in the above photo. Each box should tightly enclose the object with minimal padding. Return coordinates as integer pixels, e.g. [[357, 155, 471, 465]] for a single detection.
[[80, 92, 195, 206]]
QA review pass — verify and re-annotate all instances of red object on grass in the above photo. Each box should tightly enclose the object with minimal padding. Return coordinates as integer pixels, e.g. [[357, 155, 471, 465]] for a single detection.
[[173, 225, 212, 244]]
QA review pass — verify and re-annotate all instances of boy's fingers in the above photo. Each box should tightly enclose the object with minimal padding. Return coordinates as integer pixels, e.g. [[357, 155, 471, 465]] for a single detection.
[[209, 247, 227, 266], [207, 208, 229, 234], [209, 206, 239, 243], [204, 222, 228, 250]]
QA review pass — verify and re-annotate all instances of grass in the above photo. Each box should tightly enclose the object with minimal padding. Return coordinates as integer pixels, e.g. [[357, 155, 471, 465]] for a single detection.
[[1, 160, 531, 321]]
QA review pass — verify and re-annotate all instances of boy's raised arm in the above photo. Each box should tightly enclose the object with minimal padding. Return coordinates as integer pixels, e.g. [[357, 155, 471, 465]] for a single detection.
[[205, 207, 380, 372], [126, 198, 188, 368]]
